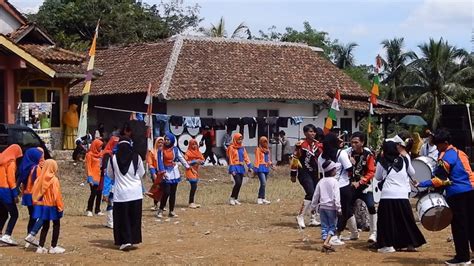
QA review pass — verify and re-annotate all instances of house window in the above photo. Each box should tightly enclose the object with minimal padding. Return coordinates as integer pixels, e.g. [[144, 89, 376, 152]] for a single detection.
[[207, 108, 213, 116], [257, 109, 279, 139], [194, 108, 200, 116]]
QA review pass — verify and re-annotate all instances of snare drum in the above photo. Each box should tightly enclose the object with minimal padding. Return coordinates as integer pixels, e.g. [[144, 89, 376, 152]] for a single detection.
[[410, 156, 437, 197], [416, 193, 452, 231]]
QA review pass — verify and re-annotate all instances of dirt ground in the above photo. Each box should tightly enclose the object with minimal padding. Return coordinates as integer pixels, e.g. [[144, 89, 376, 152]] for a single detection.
[[0, 161, 461, 264]]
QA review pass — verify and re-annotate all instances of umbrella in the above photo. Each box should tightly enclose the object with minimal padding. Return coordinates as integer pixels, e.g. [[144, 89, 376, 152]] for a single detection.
[[398, 115, 427, 126]]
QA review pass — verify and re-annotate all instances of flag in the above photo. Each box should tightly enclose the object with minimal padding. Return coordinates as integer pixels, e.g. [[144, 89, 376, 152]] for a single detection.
[[369, 55, 381, 115], [77, 21, 99, 138], [145, 83, 154, 151], [324, 89, 340, 134]]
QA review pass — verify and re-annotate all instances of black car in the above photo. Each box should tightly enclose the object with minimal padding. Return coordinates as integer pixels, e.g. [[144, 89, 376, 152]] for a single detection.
[[0, 123, 52, 159]]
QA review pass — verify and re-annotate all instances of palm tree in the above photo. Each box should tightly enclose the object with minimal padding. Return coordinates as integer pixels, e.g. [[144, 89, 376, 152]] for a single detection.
[[332, 42, 358, 69], [200, 17, 251, 39], [403, 38, 471, 129], [380, 38, 416, 103]]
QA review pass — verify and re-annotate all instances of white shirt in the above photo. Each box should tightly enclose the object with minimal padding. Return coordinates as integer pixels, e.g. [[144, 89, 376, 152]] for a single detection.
[[107, 156, 145, 202], [318, 149, 352, 187], [311, 175, 341, 212], [420, 141, 439, 161], [374, 158, 415, 199]]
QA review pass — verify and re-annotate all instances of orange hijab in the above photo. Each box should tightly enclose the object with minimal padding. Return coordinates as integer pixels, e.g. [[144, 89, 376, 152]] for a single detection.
[[63, 104, 79, 128], [230, 133, 243, 149], [185, 139, 204, 161], [0, 144, 23, 166], [88, 139, 103, 159], [32, 159, 58, 201], [103, 136, 119, 156], [154, 137, 164, 151], [258, 136, 269, 154]]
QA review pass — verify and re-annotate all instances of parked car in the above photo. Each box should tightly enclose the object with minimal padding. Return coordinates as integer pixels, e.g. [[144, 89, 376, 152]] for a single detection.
[[0, 123, 52, 159]]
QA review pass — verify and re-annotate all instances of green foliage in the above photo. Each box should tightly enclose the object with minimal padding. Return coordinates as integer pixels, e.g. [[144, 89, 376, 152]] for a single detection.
[[199, 17, 251, 39], [332, 41, 358, 69], [343, 65, 372, 91], [359, 117, 383, 151], [27, 0, 202, 50]]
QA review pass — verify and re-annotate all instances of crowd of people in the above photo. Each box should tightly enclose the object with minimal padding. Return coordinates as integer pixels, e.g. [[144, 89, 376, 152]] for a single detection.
[[0, 122, 473, 265]]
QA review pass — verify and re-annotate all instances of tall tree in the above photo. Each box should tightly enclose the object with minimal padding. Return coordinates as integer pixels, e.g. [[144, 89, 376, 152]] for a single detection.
[[404, 38, 471, 129], [332, 41, 358, 69], [380, 37, 416, 103], [28, 0, 202, 50], [200, 17, 251, 39]]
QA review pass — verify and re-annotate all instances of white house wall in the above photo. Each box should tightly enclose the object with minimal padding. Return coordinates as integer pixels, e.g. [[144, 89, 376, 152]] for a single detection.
[[167, 101, 359, 148], [0, 7, 21, 35]]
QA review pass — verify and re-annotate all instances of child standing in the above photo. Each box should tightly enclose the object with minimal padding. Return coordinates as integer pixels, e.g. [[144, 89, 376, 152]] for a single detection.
[[311, 160, 341, 252], [146, 137, 165, 210], [18, 147, 44, 246], [227, 133, 253, 206], [185, 139, 205, 209], [254, 136, 272, 205], [0, 144, 23, 245], [31, 159, 65, 254], [85, 139, 103, 216]]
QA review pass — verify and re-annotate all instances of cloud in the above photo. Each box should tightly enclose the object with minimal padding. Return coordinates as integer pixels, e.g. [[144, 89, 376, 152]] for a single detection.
[[350, 24, 369, 37], [9, 0, 41, 13], [402, 0, 472, 30]]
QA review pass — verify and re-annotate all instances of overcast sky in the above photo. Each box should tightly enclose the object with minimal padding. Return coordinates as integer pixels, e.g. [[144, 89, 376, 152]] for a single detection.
[[11, 0, 473, 65]]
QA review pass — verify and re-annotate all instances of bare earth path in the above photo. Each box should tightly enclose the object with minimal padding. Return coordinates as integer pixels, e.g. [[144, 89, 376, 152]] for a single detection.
[[0, 162, 457, 264]]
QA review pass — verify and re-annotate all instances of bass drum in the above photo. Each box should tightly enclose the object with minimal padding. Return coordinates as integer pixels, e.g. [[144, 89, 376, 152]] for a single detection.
[[411, 156, 437, 197]]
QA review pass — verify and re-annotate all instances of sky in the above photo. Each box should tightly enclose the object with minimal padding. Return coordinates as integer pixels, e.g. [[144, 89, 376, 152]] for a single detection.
[[11, 0, 473, 65]]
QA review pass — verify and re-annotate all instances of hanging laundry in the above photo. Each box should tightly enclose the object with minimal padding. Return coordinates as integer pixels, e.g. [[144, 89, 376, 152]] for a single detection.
[[155, 114, 170, 137], [183, 116, 201, 128], [256, 117, 268, 138], [266, 117, 278, 137], [226, 118, 240, 132], [200, 118, 215, 129], [136, 113, 144, 121], [169, 115, 183, 126], [291, 116, 304, 125], [276, 117, 290, 128], [213, 118, 226, 130], [239, 117, 257, 139]]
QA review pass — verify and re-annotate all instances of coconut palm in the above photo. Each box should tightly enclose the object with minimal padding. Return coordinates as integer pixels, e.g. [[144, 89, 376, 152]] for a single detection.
[[200, 17, 251, 39], [332, 42, 358, 69], [403, 38, 471, 129], [380, 37, 416, 103]]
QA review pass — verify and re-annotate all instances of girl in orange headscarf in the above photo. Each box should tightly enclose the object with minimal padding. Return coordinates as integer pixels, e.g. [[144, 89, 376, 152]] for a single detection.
[[31, 159, 65, 254], [185, 139, 205, 209], [254, 136, 273, 205], [62, 104, 79, 150], [227, 133, 253, 206], [85, 139, 103, 216], [0, 144, 22, 245], [100, 136, 119, 229], [145, 137, 165, 210]]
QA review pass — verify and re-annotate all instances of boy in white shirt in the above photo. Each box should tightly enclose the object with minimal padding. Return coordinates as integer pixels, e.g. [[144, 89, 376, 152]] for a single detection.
[[311, 160, 342, 252]]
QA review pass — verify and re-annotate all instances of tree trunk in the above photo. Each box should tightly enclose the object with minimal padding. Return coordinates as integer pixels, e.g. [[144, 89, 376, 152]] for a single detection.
[[432, 93, 440, 130]]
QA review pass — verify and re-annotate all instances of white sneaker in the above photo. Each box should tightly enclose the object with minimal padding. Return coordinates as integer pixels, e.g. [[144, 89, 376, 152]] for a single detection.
[[340, 232, 359, 241], [49, 246, 66, 254], [25, 234, 39, 246], [368, 231, 377, 243], [156, 210, 163, 218], [96, 212, 105, 216], [378, 246, 396, 253], [234, 199, 242, 205], [24, 242, 30, 249], [309, 219, 321, 227], [229, 198, 236, 206], [0, 234, 18, 246], [329, 236, 345, 246], [150, 205, 157, 211], [189, 203, 200, 209], [296, 215, 306, 229], [262, 199, 271, 205], [257, 198, 264, 205], [86, 211, 93, 217], [36, 246, 48, 254], [119, 243, 132, 251]]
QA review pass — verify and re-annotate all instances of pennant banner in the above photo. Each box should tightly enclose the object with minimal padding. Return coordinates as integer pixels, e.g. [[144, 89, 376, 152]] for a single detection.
[[145, 83, 154, 151], [324, 89, 340, 134], [78, 21, 99, 138]]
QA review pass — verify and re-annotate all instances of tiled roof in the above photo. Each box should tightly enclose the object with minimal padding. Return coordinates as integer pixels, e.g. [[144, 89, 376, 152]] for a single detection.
[[70, 42, 174, 96], [20, 44, 87, 76], [6, 23, 30, 41], [340, 98, 421, 115], [7, 23, 55, 45]]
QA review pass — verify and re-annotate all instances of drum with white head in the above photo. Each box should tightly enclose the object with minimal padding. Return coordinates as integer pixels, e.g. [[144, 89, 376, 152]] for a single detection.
[[410, 156, 437, 197], [416, 193, 452, 231]]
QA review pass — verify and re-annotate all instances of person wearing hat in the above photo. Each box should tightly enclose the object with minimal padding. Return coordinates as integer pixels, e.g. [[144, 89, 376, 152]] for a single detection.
[[311, 159, 342, 252]]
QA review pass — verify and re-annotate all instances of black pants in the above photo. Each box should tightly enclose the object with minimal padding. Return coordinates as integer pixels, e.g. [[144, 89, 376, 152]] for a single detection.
[[160, 183, 178, 212], [87, 184, 102, 213], [0, 201, 18, 236], [446, 191, 473, 262], [204, 150, 217, 165], [113, 199, 142, 245], [297, 170, 318, 201], [189, 182, 198, 204], [337, 184, 354, 234], [468, 190, 474, 252], [352, 187, 376, 215], [27, 205, 36, 234], [231, 173, 244, 199], [39, 220, 60, 248]]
